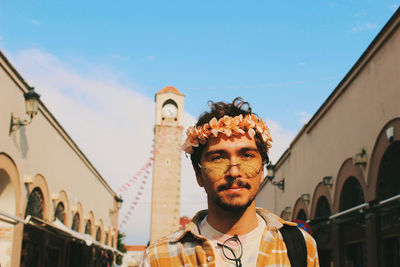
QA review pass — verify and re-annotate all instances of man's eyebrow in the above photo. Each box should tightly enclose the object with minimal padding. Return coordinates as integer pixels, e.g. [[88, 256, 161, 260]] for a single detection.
[[204, 147, 258, 156], [239, 147, 258, 152], [204, 149, 227, 156]]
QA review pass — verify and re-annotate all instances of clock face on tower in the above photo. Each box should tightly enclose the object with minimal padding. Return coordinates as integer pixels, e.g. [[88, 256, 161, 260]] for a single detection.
[[162, 103, 177, 118]]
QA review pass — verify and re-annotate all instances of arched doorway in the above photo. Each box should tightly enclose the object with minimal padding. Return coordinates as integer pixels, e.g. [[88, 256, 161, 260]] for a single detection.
[[20, 187, 45, 266], [0, 153, 22, 267], [0, 169, 17, 267], [296, 209, 307, 221], [313, 196, 332, 267], [339, 177, 367, 267], [377, 141, 400, 267]]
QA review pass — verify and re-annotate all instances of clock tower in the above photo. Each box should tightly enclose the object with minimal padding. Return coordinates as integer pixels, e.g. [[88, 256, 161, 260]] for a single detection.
[[150, 86, 185, 243]]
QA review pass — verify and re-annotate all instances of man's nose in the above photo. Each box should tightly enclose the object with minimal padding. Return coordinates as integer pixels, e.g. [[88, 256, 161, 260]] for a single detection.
[[227, 157, 241, 178]]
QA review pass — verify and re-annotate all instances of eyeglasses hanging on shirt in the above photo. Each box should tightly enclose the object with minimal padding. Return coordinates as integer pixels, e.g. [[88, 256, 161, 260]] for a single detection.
[[217, 234, 243, 267]]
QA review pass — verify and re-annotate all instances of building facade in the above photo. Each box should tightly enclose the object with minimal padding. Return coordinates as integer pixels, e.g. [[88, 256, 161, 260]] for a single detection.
[[256, 8, 400, 267], [0, 51, 121, 267]]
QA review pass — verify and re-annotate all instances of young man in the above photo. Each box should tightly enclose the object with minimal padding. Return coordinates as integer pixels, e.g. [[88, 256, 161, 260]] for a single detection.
[[142, 98, 319, 267]]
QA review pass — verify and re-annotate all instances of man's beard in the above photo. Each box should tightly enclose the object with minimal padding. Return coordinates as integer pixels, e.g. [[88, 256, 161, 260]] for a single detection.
[[214, 195, 255, 212]]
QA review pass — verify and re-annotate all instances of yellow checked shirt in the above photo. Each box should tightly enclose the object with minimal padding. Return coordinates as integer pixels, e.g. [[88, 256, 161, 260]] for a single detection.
[[141, 208, 319, 267]]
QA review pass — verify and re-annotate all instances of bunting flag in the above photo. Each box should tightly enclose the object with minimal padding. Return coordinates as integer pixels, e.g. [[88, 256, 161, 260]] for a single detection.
[[118, 122, 184, 228]]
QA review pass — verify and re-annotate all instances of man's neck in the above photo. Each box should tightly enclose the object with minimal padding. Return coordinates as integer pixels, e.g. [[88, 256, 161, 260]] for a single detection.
[[206, 201, 259, 236]]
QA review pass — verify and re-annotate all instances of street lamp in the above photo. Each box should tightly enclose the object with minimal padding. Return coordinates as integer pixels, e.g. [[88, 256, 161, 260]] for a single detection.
[[110, 196, 124, 216], [116, 196, 123, 209], [9, 87, 40, 134], [265, 162, 285, 191], [266, 162, 275, 180]]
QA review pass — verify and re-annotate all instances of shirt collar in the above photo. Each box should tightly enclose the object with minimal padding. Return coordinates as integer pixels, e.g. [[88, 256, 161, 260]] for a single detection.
[[170, 208, 297, 243]]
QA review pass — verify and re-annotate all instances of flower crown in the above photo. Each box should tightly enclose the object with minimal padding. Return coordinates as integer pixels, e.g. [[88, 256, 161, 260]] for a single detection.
[[183, 114, 272, 154]]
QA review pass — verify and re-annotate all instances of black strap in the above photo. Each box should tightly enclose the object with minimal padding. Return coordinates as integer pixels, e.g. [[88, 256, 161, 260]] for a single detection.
[[279, 224, 307, 267]]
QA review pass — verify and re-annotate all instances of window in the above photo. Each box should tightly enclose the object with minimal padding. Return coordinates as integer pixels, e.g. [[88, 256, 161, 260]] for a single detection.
[[54, 202, 65, 223], [85, 220, 92, 235], [378, 141, 400, 200], [339, 177, 365, 211], [296, 209, 307, 221], [315, 196, 331, 218], [72, 213, 80, 231], [96, 227, 101, 241], [25, 187, 44, 219], [105, 232, 109, 245]]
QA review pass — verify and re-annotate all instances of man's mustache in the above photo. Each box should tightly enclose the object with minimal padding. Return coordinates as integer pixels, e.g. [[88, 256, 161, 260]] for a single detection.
[[217, 179, 251, 191]]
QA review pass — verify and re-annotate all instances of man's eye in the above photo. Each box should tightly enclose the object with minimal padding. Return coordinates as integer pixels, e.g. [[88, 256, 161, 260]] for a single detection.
[[243, 153, 255, 158], [210, 155, 223, 161]]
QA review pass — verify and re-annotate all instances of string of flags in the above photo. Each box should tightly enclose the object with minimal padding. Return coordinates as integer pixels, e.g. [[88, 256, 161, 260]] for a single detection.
[[118, 123, 184, 228]]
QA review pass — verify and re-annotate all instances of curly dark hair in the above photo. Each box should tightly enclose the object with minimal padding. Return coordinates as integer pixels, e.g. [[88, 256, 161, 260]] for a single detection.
[[190, 97, 269, 169]]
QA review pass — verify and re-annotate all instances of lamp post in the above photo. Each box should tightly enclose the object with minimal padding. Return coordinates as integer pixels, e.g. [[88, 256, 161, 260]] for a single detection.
[[9, 87, 41, 134]]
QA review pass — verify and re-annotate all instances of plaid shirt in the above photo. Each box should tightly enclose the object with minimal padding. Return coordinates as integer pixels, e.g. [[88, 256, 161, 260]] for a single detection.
[[141, 208, 319, 267]]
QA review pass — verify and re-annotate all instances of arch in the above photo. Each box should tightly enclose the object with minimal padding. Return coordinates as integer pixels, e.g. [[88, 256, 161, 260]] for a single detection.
[[25, 174, 51, 221], [84, 220, 92, 235], [339, 177, 365, 211], [105, 231, 109, 246], [280, 209, 291, 221], [0, 153, 23, 267], [162, 98, 178, 107], [333, 158, 366, 213], [95, 227, 101, 242], [310, 182, 333, 219], [368, 118, 400, 200], [104, 226, 110, 245], [54, 190, 70, 227], [54, 202, 65, 223], [315, 196, 332, 218], [84, 211, 95, 237], [291, 197, 310, 221], [25, 187, 45, 219], [95, 219, 104, 242], [296, 209, 307, 221], [71, 202, 83, 232], [71, 212, 81, 232], [377, 141, 400, 201], [0, 153, 21, 216]]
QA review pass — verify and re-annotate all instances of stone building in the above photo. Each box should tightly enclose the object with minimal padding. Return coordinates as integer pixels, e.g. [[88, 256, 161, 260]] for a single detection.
[[150, 87, 184, 243], [256, 8, 400, 267], [0, 50, 122, 266]]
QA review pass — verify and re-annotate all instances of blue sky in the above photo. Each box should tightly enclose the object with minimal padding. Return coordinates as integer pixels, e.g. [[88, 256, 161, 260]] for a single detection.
[[1, 1, 398, 244]]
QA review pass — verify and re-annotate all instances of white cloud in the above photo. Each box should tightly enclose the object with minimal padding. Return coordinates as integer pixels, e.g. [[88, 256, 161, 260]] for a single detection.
[[146, 55, 156, 61], [265, 119, 296, 164], [111, 54, 130, 60], [352, 23, 378, 33], [297, 111, 312, 125], [9, 48, 202, 244], [29, 19, 40, 25]]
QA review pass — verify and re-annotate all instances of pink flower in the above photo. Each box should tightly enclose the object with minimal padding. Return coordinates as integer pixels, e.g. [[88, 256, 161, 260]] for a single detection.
[[182, 113, 272, 154]]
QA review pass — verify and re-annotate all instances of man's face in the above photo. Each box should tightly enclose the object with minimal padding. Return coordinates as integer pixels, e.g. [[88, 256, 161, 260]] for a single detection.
[[196, 134, 264, 212]]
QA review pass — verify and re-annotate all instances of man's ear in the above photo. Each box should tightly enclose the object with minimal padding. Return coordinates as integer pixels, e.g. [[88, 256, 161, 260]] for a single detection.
[[260, 167, 265, 183], [193, 162, 204, 187]]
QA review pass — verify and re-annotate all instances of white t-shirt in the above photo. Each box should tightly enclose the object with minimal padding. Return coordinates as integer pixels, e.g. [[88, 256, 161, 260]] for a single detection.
[[198, 214, 266, 267]]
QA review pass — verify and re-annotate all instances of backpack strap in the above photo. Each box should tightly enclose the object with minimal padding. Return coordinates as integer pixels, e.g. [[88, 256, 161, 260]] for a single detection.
[[279, 224, 307, 267]]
